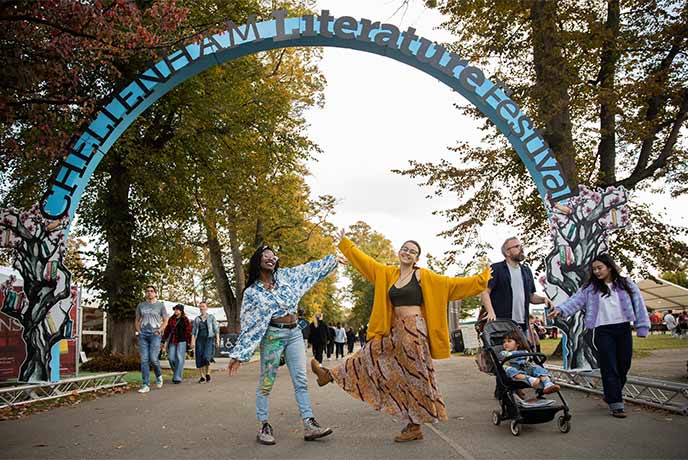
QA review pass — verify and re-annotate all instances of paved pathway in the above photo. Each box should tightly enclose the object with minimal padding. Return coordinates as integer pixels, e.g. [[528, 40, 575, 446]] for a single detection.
[[1, 354, 686, 459]]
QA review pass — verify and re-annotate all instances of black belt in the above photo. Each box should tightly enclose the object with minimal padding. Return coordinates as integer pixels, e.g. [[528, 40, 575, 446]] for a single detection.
[[269, 321, 298, 329]]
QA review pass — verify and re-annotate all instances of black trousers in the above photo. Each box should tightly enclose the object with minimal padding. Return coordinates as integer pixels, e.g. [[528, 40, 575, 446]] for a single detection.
[[335, 342, 345, 359], [347, 340, 355, 353], [594, 322, 633, 406], [312, 343, 325, 363], [326, 342, 334, 358]]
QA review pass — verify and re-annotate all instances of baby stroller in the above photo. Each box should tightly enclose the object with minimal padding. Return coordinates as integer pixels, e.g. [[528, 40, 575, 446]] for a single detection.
[[480, 319, 571, 436]]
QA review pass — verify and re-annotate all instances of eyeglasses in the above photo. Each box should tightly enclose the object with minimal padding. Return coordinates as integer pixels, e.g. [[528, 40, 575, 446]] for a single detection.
[[506, 244, 522, 251], [400, 246, 419, 256]]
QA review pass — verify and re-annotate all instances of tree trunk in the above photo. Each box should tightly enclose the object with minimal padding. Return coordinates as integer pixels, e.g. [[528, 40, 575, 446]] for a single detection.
[[596, 0, 620, 185], [102, 153, 137, 353], [107, 317, 137, 356], [530, 0, 578, 187], [228, 226, 244, 328], [205, 222, 238, 332], [19, 322, 52, 382]]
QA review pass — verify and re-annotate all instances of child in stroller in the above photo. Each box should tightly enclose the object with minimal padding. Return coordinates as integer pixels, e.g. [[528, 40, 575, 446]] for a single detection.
[[501, 331, 561, 395], [481, 319, 571, 436]]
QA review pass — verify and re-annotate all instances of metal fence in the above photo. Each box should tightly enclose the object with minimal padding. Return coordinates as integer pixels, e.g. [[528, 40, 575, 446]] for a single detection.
[[0, 372, 127, 409], [547, 365, 688, 415]]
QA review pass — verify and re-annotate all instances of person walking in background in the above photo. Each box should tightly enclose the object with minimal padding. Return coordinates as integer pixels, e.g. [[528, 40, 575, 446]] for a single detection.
[[311, 230, 491, 442], [298, 309, 310, 349], [135, 285, 168, 393], [333, 322, 346, 359], [549, 254, 649, 418], [346, 327, 356, 354], [308, 313, 329, 363], [358, 325, 366, 347], [163, 304, 192, 384], [227, 245, 339, 445], [326, 324, 335, 360], [527, 314, 542, 353], [191, 301, 220, 383], [664, 310, 679, 337]]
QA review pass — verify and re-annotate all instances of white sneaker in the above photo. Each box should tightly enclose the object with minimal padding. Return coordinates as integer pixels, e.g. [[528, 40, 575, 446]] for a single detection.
[[138, 385, 150, 393], [156, 375, 163, 388]]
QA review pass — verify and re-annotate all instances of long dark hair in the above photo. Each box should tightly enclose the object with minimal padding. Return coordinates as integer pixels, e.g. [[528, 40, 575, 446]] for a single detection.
[[583, 253, 631, 297], [244, 245, 279, 292]]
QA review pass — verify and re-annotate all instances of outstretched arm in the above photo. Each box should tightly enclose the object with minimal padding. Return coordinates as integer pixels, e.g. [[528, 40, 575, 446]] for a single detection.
[[337, 235, 386, 283], [445, 267, 492, 301]]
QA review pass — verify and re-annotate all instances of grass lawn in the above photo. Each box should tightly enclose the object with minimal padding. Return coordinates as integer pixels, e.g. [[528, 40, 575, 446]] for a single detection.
[[77, 369, 202, 385], [539, 333, 688, 359]]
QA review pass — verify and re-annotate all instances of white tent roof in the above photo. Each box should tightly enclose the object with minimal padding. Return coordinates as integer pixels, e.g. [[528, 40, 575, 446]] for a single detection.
[[636, 277, 688, 311], [161, 301, 227, 322]]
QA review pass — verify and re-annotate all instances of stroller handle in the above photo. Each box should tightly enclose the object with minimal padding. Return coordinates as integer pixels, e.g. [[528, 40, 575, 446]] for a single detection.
[[498, 351, 548, 365]]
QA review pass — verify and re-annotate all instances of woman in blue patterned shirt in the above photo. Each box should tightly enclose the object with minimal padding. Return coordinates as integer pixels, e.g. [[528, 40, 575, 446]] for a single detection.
[[228, 245, 339, 445]]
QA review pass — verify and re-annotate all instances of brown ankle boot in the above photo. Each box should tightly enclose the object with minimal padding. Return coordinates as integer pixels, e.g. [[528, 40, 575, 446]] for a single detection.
[[310, 358, 332, 386], [394, 424, 423, 442]]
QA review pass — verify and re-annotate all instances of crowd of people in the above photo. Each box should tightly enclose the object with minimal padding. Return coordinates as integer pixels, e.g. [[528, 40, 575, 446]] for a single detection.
[[133, 230, 658, 443], [134, 288, 222, 393]]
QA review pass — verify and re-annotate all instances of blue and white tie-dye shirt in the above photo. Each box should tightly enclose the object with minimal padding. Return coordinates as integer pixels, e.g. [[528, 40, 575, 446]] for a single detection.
[[229, 255, 337, 362]]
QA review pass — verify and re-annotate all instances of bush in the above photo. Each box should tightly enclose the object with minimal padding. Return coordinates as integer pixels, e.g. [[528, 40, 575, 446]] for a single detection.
[[81, 352, 141, 372]]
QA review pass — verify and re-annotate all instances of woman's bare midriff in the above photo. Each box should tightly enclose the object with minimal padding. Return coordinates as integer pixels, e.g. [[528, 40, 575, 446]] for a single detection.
[[394, 306, 422, 318]]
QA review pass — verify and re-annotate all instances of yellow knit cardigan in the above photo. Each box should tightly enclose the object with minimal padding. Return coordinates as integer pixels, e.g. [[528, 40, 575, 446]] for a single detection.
[[338, 237, 491, 359]]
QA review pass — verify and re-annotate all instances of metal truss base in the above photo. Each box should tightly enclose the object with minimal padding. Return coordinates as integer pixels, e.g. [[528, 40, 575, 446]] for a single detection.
[[0, 372, 127, 409], [546, 365, 688, 415]]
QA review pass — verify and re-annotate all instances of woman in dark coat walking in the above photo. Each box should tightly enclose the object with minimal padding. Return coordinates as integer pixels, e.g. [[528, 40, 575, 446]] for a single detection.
[[308, 313, 329, 363]]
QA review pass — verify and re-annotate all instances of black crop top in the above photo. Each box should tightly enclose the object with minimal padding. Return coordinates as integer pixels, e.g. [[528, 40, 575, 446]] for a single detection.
[[389, 271, 423, 307]]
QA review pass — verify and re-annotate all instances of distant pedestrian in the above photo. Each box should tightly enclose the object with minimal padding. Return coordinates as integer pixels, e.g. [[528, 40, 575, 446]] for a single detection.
[[358, 325, 366, 347], [326, 325, 335, 360], [308, 313, 329, 363], [191, 301, 220, 383], [346, 327, 356, 354], [664, 310, 679, 337], [135, 285, 168, 393], [163, 304, 192, 384], [334, 323, 346, 359]]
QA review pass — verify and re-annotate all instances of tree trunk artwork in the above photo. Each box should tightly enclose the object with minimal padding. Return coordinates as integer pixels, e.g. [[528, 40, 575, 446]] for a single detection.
[[0, 205, 73, 382], [543, 185, 630, 369]]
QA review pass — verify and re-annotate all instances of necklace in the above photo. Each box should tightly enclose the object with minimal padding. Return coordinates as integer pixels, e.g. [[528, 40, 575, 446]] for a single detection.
[[396, 269, 414, 287]]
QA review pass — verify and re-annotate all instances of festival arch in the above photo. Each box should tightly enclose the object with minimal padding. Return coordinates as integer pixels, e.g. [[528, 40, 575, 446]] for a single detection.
[[1, 10, 629, 382]]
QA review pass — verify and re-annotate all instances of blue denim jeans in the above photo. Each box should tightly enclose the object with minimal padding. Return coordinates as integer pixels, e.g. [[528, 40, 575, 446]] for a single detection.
[[139, 329, 162, 386], [256, 326, 313, 422], [168, 341, 187, 383]]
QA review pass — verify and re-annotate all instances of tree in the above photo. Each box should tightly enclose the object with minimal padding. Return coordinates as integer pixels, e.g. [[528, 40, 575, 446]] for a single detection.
[[398, 0, 688, 274], [662, 271, 688, 289]]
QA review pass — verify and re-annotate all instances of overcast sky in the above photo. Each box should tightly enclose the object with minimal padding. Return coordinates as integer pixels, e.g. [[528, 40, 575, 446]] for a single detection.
[[302, 0, 686, 278]]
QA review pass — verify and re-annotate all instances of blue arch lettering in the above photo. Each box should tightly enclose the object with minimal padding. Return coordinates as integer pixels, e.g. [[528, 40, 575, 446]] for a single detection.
[[41, 11, 573, 220]]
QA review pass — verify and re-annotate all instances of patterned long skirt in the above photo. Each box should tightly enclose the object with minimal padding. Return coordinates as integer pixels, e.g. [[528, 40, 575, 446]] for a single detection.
[[330, 314, 447, 425]]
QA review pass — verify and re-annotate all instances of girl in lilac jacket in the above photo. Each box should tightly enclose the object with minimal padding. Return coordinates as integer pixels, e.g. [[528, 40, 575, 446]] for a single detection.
[[549, 254, 649, 418]]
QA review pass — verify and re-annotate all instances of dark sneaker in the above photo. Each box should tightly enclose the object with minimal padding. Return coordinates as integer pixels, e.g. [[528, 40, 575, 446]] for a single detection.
[[206, 374, 211, 382], [611, 409, 627, 418], [257, 422, 276, 445], [303, 417, 333, 441], [198, 377, 205, 384]]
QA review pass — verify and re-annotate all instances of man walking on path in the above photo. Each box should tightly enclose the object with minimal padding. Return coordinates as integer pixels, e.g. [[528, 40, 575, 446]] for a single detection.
[[135, 285, 168, 393], [481, 237, 553, 333]]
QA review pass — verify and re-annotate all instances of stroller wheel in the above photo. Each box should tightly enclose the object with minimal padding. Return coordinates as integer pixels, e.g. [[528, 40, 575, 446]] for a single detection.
[[492, 410, 501, 426], [509, 420, 521, 436], [557, 415, 571, 433]]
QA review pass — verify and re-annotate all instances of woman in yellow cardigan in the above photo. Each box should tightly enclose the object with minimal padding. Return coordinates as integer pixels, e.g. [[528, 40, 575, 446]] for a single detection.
[[311, 230, 491, 442]]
